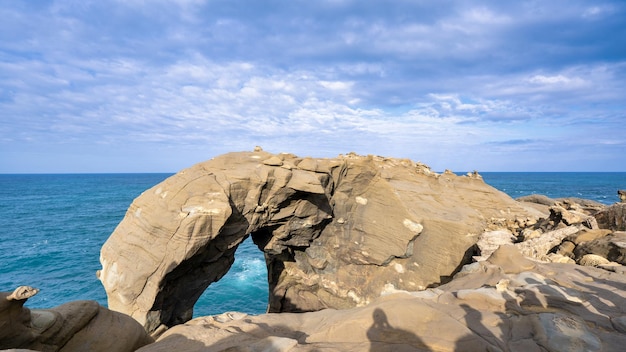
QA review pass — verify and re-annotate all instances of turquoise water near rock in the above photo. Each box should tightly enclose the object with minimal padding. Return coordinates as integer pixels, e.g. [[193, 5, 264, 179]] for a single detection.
[[0, 172, 624, 317]]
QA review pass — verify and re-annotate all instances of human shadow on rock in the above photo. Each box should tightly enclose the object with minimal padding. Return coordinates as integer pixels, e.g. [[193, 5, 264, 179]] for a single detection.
[[366, 308, 431, 352], [455, 303, 508, 351]]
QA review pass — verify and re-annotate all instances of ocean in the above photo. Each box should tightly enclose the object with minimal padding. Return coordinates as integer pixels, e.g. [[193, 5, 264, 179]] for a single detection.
[[1, 172, 624, 317]]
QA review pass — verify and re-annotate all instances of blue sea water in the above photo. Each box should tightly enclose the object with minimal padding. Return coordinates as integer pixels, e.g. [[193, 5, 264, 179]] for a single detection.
[[0, 172, 624, 317]]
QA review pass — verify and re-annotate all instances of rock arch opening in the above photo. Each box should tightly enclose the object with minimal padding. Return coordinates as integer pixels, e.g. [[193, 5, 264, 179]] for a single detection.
[[193, 236, 268, 318]]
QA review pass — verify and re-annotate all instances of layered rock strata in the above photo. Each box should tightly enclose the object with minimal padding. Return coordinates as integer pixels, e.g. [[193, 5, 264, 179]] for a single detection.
[[98, 150, 540, 333], [138, 245, 626, 351], [0, 286, 152, 352]]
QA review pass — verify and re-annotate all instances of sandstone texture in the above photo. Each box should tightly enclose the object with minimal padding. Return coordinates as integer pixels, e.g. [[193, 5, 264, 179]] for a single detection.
[[0, 286, 152, 352], [99, 150, 542, 333], [594, 203, 626, 230], [139, 245, 626, 351]]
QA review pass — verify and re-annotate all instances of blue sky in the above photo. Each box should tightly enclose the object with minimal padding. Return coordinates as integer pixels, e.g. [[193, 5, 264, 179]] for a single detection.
[[1, 0, 625, 172]]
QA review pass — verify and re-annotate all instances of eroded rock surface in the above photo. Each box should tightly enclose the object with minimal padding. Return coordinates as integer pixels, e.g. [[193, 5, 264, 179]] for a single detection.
[[137, 246, 626, 351], [595, 203, 626, 231], [99, 150, 540, 332], [0, 286, 152, 352]]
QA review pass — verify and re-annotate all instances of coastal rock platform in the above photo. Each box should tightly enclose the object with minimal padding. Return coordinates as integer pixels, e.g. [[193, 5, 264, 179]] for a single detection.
[[139, 245, 626, 351]]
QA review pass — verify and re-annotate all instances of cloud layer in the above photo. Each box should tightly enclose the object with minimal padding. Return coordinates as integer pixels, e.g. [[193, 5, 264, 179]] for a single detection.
[[1, 0, 625, 172]]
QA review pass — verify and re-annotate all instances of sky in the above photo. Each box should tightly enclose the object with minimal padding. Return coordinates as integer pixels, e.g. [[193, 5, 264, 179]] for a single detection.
[[1, 0, 625, 173]]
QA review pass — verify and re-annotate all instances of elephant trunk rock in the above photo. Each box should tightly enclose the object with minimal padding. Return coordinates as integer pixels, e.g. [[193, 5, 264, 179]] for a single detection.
[[99, 151, 535, 333]]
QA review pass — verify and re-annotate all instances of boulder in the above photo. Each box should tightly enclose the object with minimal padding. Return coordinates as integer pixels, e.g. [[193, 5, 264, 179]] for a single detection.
[[595, 203, 626, 231], [137, 246, 626, 351], [574, 231, 626, 265], [0, 286, 152, 352], [98, 151, 539, 332], [516, 194, 555, 206]]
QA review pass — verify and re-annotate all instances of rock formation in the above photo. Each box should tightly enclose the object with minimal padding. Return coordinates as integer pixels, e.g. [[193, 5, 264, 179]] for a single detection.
[[4, 150, 625, 351], [98, 150, 543, 333], [137, 245, 626, 351], [0, 286, 152, 352], [595, 203, 626, 230]]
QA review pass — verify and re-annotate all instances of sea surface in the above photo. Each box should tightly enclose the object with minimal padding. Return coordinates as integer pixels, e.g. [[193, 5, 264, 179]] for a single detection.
[[1, 172, 624, 317]]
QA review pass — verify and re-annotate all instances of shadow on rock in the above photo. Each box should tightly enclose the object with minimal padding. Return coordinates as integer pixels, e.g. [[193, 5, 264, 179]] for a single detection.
[[367, 308, 430, 352]]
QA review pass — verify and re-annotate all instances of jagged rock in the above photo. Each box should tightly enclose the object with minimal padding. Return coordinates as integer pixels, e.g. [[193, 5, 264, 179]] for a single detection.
[[557, 197, 607, 214], [574, 231, 626, 265], [136, 246, 626, 352], [618, 190, 626, 203], [516, 195, 606, 219], [98, 151, 541, 332], [551, 205, 589, 226], [473, 229, 516, 261], [515, 225, 582, 261], [520, 228, 542, 241], [595, 203, 626, 231], [0, 286, 152, 351]]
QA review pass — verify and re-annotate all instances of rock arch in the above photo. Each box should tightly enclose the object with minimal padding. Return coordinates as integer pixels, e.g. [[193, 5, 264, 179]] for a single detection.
[[99, 150, 537, 333]]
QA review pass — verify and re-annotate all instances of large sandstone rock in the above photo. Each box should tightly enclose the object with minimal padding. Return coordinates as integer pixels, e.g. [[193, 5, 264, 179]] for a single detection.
[[595, 203, 626, 231], [99, 150, 540, 332], [0, 286, 152, 351], [137, 246, 626, 351], [574, 231, 626, 265]]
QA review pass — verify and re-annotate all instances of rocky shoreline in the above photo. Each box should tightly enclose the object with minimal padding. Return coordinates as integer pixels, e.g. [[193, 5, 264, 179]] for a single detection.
[[2, 150, 625, 351]]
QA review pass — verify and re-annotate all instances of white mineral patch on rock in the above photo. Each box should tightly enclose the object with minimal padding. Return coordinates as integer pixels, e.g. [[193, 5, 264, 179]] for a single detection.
[[181, 206, 222, 215], [355, 196, 368, 205], [394, 263, 405, 273], [403, 219, 423, 233], [154, 187, 168, 198]]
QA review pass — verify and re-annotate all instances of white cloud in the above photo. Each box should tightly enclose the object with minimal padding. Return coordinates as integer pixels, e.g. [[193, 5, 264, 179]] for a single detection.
[[0, 0, 625, 172], [527, 74, 585, 86]]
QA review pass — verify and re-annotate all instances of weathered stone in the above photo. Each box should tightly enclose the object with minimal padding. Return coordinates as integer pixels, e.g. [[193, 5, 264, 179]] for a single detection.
[[556, 240, 576, 258], [99, 151, 538, 332], [558, 197, 607, 214], [579, 254, 611, 267], [583, 216, 599, 229], [515, 225, 581, 261], [568, 229, 612, 245], [547, 252, 576, 264], [137, 246, 626, 352], [595, 203, 626, 231], [574, 231, 626, 265], [517, 194, 555, 206], [473, 230, 516, 262], [521, 228, 542, 241], [551, 205, 584, 226], [0, 286, 152, 352]]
